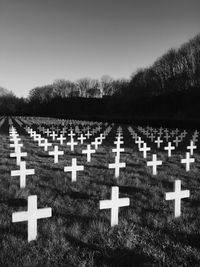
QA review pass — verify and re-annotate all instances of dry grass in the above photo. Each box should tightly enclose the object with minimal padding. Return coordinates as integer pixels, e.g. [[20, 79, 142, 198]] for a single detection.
[[0, 118, 200, 266]]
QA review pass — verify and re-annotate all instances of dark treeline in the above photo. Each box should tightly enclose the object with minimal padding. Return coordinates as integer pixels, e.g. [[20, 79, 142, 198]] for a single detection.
[[0, 33, 200, 127]]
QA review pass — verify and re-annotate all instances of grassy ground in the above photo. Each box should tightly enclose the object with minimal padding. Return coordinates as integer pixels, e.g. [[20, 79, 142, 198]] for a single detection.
[[0, 117, 200, 266]]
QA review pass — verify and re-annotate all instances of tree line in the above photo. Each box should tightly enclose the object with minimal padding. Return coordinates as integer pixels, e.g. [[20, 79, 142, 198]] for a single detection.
[[0, 33, 200, 126]]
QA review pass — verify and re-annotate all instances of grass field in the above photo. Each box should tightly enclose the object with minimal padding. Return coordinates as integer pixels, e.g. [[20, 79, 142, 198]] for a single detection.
[[1, 117, 200, 266]]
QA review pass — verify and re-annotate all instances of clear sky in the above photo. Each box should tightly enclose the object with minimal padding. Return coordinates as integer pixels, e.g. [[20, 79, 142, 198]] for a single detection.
[[0, 0, 200, 97]]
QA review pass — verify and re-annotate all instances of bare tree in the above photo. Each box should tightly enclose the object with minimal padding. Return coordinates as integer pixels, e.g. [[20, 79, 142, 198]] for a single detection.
[[100, 75, 113, 96]]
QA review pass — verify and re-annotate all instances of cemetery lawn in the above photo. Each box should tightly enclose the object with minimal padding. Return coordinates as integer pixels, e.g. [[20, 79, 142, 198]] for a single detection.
[[1, 128, 200, 266]]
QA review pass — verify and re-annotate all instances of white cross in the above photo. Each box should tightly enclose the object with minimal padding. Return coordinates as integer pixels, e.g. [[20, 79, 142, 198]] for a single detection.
[[82, 145, 95, 162], [91, 138, 102, 150], [100, 186, 130, 226], [181, 152, 195, 171], [10, 147, 27, 165], [135, 137, 144, 149], [154, 137, 163, 148], [50, 131, 58, 141], [68, 130, 75, 139], [187, 140, 197, 156], [33, 133, 41, 142], [147, 154, 162, 175], [10, 142, 23, 151], [165, 180, 190, 218], [67, 138, 78, 151], [77, 134, 86, 144], [64, 158, 84, 182], [112, 142, 124, 158], [148, 133, 154, 142], [164, 142, 175, 157], [164, 133, 170, 142], [37, 136, 45, 146], [12, 195, 52, 242], [40, 139, 52, 151], [10, 136, 21, 143], [45, 128, 51, 136], [57, 134, 66, 145], [85, 131, 92, 139], [139, 142, 150, 158], [99, 133, 106, 141], [48, 145, 64, 163], [114, 137, 124, 146], [173, 137, 180, 147], [108, 156, 126, 178], [11, 161, 35, 188]]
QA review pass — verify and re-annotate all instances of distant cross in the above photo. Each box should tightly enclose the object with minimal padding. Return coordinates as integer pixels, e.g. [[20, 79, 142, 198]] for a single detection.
[[173, 137, 181, 147], [64, 158, 84, 182], [149, 133, 154, 142], [99, 133, 106, 141], [61, 127, 67, 135], [57, 134, 66, 145], [40, 139, 52, 151], [48, 145, 64, 163], [100, 186, 130, 226], [175, 128, 179, 135], [147, 154, 162, 175], [10, 136, 21, 143], [50, 131, 58, 141], [164, 142, 175, 157], [37, 136, 45, 146], [10, 147, 27, 165], [139, 142, 150, 158], [187, 140, 197, 156], [12, 195, 52, 242], [68, 130, 75, 139], [181, 152, 195, 171], [10, 142, 23, 150], [112, 138, 124, 158], [171, 131, 175, 137], [67, 138, 78, 151], [82, 145, 95, 162], [135, 137, 144, 149], [45, 128, 51, 137], [77, 134, 87, 144], [85, 131, 92, 139], [154, 137, 163, 148], [11, 161, 35, 188], [91, 138, 102, 150], [164, 132, 170, 142], [165, 180, 190, 218], [108, 156, 126, 178]]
